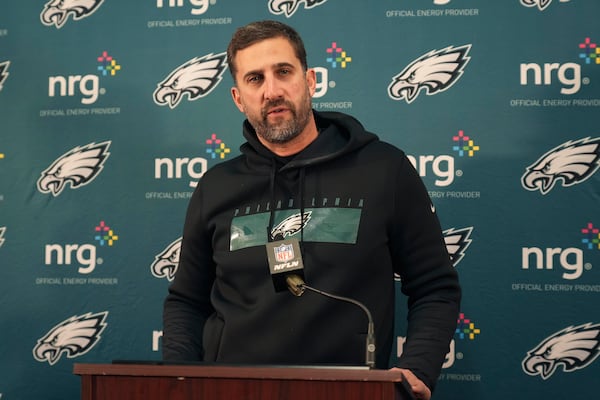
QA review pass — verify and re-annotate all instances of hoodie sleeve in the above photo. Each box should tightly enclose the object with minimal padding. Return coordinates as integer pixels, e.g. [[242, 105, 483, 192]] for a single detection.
[[390, 154, 461, 391], [162, 185, 216, 361]]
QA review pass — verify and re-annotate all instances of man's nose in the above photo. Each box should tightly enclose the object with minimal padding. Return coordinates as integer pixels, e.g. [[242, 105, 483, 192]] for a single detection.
[[263, 75, 284, 100]]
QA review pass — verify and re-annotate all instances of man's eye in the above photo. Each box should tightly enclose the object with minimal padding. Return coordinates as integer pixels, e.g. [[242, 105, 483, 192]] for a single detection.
[[247, 75, 262, 83]]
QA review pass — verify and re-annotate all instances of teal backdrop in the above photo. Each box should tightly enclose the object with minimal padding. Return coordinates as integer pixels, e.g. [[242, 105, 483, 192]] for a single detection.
[[1, 1, 599, 399]]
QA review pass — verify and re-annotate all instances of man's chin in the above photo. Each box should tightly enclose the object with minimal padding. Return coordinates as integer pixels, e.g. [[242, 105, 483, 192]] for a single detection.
[[260, 128, 299, 144]]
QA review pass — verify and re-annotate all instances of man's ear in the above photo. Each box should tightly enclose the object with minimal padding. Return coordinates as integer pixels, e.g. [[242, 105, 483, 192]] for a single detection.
[[306, 68, 317, 97], [231, 86, 245, 113]]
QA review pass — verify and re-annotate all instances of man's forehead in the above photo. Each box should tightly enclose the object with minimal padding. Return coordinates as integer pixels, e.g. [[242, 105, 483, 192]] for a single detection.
[[235, 37, 300, 71]]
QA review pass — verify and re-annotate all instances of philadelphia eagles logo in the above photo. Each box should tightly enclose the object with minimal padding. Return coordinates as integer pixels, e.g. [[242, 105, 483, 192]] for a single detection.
[[0, 61, 9, 92], [154, 52, 228, 109], [271, 211, 312, 239], [268, 0, 328, 17], [0, 226, 6, 248], [521, 137, 600, 195], [33, 311, 108, 365], [521, 0, 571, 11], [522, 323, 600, 379], [520, 0, 552, 10], [37, 141, 111, 196], [520, 0, 553, 11], [151, 237, 182, 281], [40, 0, 105, 29], [388, 44, 471, 104], [443, 226, 473, 267]]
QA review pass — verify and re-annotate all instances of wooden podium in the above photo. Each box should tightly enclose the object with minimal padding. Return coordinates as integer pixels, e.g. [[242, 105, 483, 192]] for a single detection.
[[73, 363, 410, 400]]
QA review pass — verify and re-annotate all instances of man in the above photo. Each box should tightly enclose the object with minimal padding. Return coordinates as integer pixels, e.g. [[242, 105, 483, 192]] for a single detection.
[[163, 20, 461, 400]]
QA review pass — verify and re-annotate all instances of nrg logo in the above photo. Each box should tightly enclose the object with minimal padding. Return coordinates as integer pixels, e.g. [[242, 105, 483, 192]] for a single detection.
[[311, 41, 354, 99], [43, 221, 118, 274], [156, 0, 214, 15], [155, 156, 208, 188], [520, 37, 597, 95], [48, 51, 121, 105], [407, 154, 457, 187], [44, 243, 100, 274], [522, 247, 591, 280]]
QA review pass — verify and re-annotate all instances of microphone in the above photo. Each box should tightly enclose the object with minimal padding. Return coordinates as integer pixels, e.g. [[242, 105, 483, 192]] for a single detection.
[[285, 274, 377, 369]]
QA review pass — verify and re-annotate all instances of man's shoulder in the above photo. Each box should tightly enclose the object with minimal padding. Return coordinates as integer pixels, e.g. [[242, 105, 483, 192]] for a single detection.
[[201, 154, 246, 179], [361, 137, 406, 157]]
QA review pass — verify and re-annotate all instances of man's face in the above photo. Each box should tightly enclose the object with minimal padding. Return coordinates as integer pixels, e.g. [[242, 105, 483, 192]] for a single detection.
[[231, 37, 316, 145]]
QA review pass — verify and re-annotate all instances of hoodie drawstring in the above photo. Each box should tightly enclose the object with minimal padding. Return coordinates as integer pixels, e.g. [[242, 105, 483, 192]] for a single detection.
[[299, 167, 306, 253], [267, 158, 279, 242], [266, 158, 307, 255]]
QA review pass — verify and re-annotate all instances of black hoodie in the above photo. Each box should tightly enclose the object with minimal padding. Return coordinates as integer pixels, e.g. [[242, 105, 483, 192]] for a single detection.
[[163, 110, 461, 391]]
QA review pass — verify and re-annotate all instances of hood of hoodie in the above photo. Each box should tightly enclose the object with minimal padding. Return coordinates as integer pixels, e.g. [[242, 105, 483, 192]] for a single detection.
[[239, 110, 378, 171]]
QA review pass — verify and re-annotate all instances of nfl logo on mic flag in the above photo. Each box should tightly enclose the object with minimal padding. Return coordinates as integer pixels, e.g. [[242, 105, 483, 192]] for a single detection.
[[274, 243, 294, 263]]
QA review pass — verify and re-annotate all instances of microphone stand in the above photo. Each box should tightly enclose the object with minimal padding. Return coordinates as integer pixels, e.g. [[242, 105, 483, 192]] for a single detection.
[[285, 275, 376, 369]]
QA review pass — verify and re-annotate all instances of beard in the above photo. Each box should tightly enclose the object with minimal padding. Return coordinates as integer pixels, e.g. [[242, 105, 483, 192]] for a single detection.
[[248, 89, 312, 145]]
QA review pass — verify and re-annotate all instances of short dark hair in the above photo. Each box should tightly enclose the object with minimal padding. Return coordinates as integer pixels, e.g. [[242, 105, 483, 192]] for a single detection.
[[226, 20, 308, 84]]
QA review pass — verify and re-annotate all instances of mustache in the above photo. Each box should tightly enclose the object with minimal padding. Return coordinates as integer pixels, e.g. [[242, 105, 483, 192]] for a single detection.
[[261, 99, 295, 119]]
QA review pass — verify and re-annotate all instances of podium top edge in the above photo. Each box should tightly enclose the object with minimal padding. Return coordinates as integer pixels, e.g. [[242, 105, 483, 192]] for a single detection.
[[73, 363, 403, 382]]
